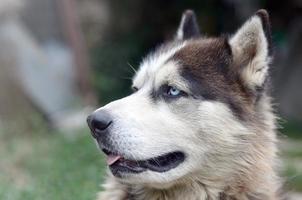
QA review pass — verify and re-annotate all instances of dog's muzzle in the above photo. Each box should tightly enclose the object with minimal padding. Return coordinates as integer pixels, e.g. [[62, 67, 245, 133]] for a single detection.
[[87, 110, 185, 177]]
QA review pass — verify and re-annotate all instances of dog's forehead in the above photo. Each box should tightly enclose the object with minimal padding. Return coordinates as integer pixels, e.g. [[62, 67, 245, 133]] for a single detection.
[[133, 38, 232, 89], [173, 38, 233, 89], [133, 41, 187, 88], [173, 38, 232, 70]]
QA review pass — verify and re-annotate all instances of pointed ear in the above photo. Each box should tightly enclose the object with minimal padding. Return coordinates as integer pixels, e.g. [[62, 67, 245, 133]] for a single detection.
[[176, 10, 200, 40], [229, 9, 273, 91]]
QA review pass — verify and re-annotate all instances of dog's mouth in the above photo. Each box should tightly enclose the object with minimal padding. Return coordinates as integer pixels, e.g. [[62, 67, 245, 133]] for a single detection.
[[102, 148, 185, 177]]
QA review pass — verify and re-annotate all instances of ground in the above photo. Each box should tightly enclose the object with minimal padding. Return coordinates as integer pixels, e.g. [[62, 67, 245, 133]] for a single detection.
[[0, 123, 302, 200]]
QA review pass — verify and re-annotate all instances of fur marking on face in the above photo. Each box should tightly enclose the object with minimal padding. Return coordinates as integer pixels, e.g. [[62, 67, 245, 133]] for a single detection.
[[88, 9, 281, 200]]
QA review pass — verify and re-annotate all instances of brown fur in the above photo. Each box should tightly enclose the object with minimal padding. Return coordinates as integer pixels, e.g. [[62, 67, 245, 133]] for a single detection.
[[173, 38, 256, 120]]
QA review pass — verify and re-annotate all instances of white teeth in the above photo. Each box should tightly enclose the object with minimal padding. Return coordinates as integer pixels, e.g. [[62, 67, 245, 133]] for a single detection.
[[106, 154, 121, 166]]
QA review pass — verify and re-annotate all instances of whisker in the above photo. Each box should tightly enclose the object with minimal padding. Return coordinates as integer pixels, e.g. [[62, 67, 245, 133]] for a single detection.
[[119, 76, 133, 80], [127, 62, 137, 73]]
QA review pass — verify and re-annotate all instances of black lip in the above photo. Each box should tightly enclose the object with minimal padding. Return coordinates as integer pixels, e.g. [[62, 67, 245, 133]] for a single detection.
[[142, 151, 185, 172], [110, 159, 147, 177], [107, 151, 185, 177]]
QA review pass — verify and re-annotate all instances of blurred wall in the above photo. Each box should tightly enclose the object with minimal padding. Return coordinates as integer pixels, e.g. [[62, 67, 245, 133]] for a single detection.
[[20, 0, 63, 42], [0, 0, 94, 130]]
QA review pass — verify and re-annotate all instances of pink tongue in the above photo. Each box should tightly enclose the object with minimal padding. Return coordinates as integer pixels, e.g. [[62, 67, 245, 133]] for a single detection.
[[106, 154, 122, 166]]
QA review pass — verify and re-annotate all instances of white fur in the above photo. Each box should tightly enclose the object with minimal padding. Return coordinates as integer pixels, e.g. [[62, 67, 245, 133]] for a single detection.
[[133, 42, 187, 89], [230, 15, 271, 89], [176, 13, 187, 40]]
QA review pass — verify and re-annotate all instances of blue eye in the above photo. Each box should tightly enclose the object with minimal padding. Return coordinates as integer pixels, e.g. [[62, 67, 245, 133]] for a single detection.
[[167, 86, 181, 97]]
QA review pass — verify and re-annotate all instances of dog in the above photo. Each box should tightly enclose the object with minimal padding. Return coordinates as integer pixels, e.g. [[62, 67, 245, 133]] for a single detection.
[[87, 9, 282, 200]]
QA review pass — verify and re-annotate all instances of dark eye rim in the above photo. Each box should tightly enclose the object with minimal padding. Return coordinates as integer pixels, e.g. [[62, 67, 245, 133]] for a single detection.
[[132, 86, 138, 92]]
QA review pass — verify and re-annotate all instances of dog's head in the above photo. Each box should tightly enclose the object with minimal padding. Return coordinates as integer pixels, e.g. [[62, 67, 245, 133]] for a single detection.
[[87, 10, 274, 187]]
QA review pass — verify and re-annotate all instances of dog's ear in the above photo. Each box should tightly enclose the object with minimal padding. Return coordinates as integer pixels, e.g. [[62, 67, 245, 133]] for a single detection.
[[229, 9, 272, 91], [176, 10, 200, 40]]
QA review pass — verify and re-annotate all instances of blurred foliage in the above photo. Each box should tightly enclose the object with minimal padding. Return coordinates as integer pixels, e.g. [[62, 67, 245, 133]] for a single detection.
[[90, 0, 240, 104], [281, 121, 302, 139]]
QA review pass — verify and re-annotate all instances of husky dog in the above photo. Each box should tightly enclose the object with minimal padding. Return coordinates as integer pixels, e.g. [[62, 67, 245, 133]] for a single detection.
[[87, 9, 281, 200]]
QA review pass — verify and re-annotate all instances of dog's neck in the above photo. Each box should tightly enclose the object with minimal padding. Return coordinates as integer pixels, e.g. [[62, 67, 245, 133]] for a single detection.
[[98, 169, 280, 200], [126, 179, 278, 200]]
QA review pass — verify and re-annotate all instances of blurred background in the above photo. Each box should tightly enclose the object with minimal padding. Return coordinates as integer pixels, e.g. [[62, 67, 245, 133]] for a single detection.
[[0, 0, 302, 199]]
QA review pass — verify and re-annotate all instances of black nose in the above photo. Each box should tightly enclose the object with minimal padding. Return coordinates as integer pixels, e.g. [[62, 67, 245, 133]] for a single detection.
[[87, 111, 112, 138]]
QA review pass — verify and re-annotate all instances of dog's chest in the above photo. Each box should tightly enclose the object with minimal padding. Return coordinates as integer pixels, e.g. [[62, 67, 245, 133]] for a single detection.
[[126, 190, 266, 200], [126, 187, 230, 200]]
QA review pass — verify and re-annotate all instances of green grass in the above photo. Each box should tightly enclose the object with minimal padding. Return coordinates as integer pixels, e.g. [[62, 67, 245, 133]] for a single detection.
[[283, 149, 302, 159], [283, 165, 302, 192], [280, 126, 302, 193], [0, 127, 106, 200]]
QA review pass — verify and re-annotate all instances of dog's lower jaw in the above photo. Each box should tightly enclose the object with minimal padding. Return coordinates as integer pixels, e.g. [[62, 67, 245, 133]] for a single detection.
[[97, 170, 281, 200]]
